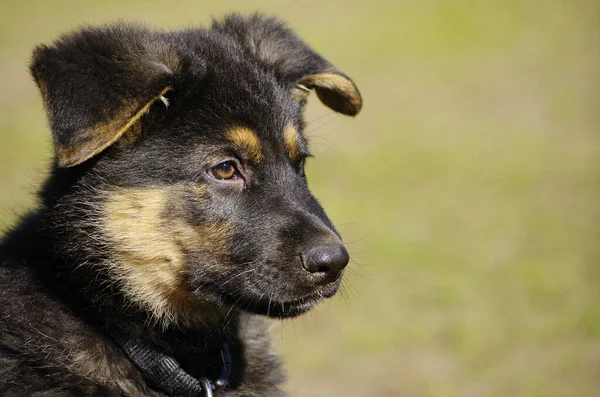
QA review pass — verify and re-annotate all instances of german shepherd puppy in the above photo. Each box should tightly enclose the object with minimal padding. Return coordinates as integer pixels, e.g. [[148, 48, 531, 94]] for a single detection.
[[0, 13, 361, 396]]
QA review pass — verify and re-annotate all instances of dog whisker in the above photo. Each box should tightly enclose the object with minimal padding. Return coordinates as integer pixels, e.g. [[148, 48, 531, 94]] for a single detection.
[[267, 294, 273, 318], [305, 112, 337, 127], [220, 267, 258, 287], [345, 266, 370, 281]]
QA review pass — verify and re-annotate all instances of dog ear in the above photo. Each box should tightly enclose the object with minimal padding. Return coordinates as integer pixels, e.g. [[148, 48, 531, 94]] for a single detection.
[[30, 25, 177, 168], [212, 14, 362, 116]]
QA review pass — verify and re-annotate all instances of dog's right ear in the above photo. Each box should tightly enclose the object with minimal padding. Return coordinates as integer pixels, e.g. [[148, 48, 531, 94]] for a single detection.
[[213, 14, 363, 117], [31, 25, 178, 168]]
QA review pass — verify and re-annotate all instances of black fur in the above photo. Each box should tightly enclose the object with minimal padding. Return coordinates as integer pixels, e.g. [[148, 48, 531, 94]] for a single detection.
[[0, 13, 361, 396]]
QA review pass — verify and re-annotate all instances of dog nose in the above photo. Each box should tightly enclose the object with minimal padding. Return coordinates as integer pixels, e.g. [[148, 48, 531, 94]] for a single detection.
[[302, 244, 349, 284]]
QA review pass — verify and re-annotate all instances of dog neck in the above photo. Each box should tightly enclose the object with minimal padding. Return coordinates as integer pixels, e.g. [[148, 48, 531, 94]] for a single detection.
[[1, 208, 243, 395], [107, 323, 234, 396]]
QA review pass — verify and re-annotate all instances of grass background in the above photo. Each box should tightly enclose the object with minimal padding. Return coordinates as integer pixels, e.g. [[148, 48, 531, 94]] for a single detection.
[[1, 1, 598, 396]]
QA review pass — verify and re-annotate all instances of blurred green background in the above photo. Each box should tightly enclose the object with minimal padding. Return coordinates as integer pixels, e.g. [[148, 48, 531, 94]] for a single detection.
[[1, 1, 599, 396]]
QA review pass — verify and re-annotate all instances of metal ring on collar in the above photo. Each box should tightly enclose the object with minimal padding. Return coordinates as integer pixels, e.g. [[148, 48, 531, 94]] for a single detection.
[[200, 377, 214, 397]]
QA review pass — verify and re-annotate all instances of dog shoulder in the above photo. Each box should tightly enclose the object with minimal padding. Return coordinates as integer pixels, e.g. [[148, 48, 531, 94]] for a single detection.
[[0, 263, 160, 396]]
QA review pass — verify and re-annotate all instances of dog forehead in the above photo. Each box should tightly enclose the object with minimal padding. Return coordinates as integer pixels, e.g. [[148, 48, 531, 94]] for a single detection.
[[182, 66, 300, 138], [158, 34, 306, 158]]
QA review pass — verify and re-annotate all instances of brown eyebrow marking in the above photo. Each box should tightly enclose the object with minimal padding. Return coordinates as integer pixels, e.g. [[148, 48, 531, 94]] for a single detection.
[[225, 127, 263, 163], [283, 123, 301, 161]]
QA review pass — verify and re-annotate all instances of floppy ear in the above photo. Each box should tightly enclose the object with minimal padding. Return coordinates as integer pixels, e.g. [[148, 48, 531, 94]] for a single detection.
[[212, 14, 362, 116], [31, 25, 177, 168]]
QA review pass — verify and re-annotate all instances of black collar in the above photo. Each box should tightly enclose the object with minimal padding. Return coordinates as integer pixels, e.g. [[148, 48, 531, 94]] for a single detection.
[[109, 327, 232, 397]]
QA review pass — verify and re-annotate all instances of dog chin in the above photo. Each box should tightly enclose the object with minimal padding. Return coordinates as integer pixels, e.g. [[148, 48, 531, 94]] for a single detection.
[[235, 283, 341, 319]]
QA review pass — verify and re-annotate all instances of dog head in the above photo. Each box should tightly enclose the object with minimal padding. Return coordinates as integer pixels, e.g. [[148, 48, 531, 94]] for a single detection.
[[32, 14, 362, 325]]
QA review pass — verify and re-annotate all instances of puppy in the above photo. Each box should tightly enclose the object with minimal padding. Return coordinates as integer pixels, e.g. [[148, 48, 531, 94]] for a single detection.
[[0, 13, 361, 396]]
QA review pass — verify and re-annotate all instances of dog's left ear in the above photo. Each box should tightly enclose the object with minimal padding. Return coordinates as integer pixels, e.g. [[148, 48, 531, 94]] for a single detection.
[[213, 14, 362, 116], [30, 25, 177, 168]]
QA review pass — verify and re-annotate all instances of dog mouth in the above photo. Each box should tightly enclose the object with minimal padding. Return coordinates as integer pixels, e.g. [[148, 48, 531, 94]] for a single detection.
[[221, 282, 340, 319]]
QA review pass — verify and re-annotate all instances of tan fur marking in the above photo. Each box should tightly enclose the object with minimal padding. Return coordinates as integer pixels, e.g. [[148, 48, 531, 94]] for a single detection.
[[102, 186, 230, 326], [283, 124, 301, 161], [225, 127, 263, 163], [118, 121, 143, 148], [299, 72, 362, 115], [57, 86, 173, 168]]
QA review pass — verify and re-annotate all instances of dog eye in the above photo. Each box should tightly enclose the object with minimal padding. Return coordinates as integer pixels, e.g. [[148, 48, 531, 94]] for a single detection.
[[209, 161, 240, 180]]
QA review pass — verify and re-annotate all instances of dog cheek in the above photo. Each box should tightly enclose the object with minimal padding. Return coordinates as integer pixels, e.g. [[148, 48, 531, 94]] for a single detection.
[[169, 184, 234, 270], [101, 185, 232, 326]]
